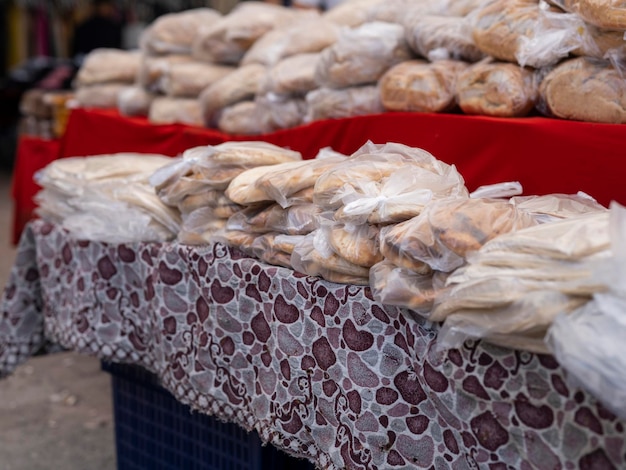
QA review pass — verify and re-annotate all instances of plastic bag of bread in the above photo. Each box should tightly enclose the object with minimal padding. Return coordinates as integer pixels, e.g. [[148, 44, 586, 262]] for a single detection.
[[313, 141, 467, 214], [404, 14, 485, 62], [470, 0, 541, 64], [139, 8, 222, 56], [379, 59, 468, 113], [117, 86, 155, 117], [370, 260, 448, 314], [334, 167, 468, 225], [262, 53, 321, 96], [148, 97, 203, 126], [226, 160, 309, 206], [136, 54, 195, 92], [314, 21, 413, 89], [216, 101, 263, 135], [511, 192, 607, 223], [247, 232, 296, 268], [75, 48, 141, 86], [439, 0, 495, 16], [291, 230, 370, 285], [178, 191, 241, 218], [199, 64, 267, 127], [304, 85, 384, 122], [192, 2, 313, 65], [322, 0, 382, 27], [323, 221, 383, 268], [255, 149, 347, 208], [161, 62, 235, 98], [380, 197, 538, 272], [255, 93, 307, 132], [546, 0, 626, 30], [227, 203, 320, 235], [537, 57, 626, 124], [241, 16, 340, 66], [74, 83, 131, 109], [455, 60, 537, 117]]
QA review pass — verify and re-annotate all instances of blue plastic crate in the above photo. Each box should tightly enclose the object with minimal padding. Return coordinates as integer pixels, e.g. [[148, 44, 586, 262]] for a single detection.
[[102, 362, 315, 470]]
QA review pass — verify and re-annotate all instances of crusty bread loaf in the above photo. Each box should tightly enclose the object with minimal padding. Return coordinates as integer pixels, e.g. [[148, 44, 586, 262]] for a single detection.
[[379, 59, 468, 113], [471, 0, 539, 64], [455, 60, 537, 117], [538, 57, 626, 124]]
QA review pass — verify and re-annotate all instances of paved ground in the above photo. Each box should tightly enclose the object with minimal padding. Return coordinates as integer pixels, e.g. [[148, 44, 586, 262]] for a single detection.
[[0, 169, 117, 470]]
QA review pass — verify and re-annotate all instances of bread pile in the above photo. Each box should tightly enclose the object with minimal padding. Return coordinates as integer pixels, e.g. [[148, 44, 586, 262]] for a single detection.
[[70, 0, 626, 130], [150, 141, 302, 244]]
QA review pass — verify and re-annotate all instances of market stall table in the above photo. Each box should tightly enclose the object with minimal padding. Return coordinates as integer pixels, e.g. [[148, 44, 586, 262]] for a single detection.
[[2, 219, 624, 469], [11, 107, 626, 244]]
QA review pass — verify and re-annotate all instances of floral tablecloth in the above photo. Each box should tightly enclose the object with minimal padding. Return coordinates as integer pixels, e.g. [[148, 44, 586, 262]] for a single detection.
[[1, 220, 624, 470]]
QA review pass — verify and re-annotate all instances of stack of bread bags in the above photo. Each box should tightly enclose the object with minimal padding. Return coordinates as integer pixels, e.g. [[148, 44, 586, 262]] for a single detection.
[[34, 153, 180, 243], [283, 141, 465, 286], [221, 148, 347, 268], [73, 48, 142, 109], [430, 192, 610, 354], [467, 0, 626, 123], [149, 141, 302, 244]]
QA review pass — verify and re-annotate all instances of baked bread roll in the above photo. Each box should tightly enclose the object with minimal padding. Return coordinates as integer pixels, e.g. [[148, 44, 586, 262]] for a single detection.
[[262, 53, 321, 95], [192, 2, 313, 65], [314, 21, 413, 89], [241, 16, 340, 66], [148, 97, 203, 126], [379, 59, 468, 113], [405, 14, 485, 62], [538, 57, 626, 124], [140, 8, 222, 56], [199, 64, 267, 126], [304, 85, 384, 122], [328, 223, 383, 268], [161, 62, 235, 98], [455, 60, 537, 117], [205, 141, 302, 167], [75, 48, 141, 86]]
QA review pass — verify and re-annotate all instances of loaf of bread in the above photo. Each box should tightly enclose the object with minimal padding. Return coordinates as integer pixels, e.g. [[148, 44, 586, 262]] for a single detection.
[[262, 53, 321, 95], [471, 0, 540, 64], [75, 48, 141, 86], [455, 60, 537, 117], [161, 62, 235, 98], [192, 2, 313, 64], [148, 97, 203, 126], [74, 83, 132, 109], [322, 0, 381, 27], [199, 64, 266, 126], [136, 54, 195, 92], [117, 86, 155, 117], [327, 223, 383, 268], [241, 16, 340, 66], [314, 21, 413, 89], [304, 85, 384, 122], [228, 203, 320, 235], [140, 8, 222, 56], [379, 59, 468, 113], [538, 57, 626, 124], [405, 14, 485, 62], [547, 0, 626, 30]]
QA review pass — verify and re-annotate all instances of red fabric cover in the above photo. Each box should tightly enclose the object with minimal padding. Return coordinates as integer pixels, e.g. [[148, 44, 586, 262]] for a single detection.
[[11, 136, 61, 245], [13, 107, 626, 244]]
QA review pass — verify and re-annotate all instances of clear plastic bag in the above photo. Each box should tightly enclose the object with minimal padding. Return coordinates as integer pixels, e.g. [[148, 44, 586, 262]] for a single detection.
[[322, 0, 381, 27], [241, 16, 339, 66], [254, 93, 307, 133], [250, 232, 297, 268], [546, 0, 626, 31], [136, 54, 195, 93], [323, 221, 383, 268], [511, 192, 607, 223], [314, 21, 413, 89], [75, 48, 141, 86], [379, 59, 468, 113], [74, 83, 132, 109], [261, 53, 321, 96], [404, 14, 485, 62], [216, 101, 263, 135], [291, 231, 370, 284], [148, 97, 203, 126], [369, 260, 447, 315], [455, 60, 537, 118], [469, 181, 523, 199], [161, 61, 235, 98], [304, 85, 384, 122], [198, 63, 267, 127], [226, 203, 320, 235], [139, 8, 222, 56]]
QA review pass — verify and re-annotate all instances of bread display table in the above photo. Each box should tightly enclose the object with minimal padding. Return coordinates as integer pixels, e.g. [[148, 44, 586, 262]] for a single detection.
[[10, 107, 626, 244], [2, 219, 624, 469]]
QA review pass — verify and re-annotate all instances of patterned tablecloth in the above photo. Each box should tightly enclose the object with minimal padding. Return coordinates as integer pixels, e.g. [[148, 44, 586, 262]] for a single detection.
[[1, 220, 624, 470]]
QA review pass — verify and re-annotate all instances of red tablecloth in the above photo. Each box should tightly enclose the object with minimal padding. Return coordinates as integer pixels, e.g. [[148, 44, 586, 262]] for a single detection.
[[10, 136, 61, 245], [12, 107, 626, 244]]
